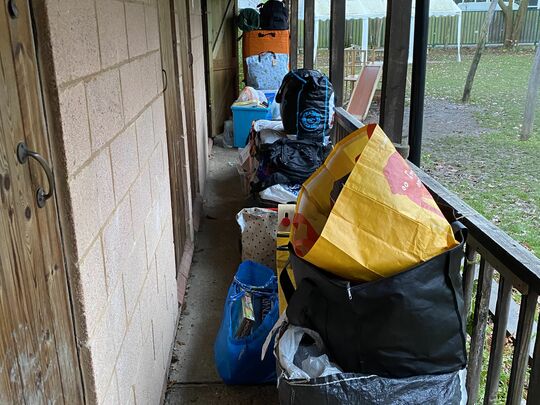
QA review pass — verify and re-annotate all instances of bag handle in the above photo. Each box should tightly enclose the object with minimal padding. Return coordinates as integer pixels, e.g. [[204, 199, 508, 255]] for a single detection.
[[279, 259, 295, 304], [258, 51, 276, 61], [258, 32, 276, 38], [450, 220, 468, 242]]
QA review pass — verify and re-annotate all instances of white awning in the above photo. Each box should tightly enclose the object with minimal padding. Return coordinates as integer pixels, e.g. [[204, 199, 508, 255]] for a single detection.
[[296, 0, 461, 20]]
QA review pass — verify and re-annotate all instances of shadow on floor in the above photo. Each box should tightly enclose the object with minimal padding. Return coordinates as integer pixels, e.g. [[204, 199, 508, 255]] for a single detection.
[[165, 145, 279, 404]]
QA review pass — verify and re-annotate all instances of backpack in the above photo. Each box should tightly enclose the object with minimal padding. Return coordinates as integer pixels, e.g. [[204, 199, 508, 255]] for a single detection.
[[237, 8, 260, 32], [276, 69, 335, 142], [258, 1, 289, 30]]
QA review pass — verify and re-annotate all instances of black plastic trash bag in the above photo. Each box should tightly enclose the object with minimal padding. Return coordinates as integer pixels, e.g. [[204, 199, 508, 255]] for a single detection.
[[275, 323, 467, 405], [280, 222, 468, 378], [253, 139, 327, 192], [276, 69, 334, 142], [278, 371, 466, 405]]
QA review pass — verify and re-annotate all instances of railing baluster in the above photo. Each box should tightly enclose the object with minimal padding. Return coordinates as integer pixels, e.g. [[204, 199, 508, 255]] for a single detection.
[[467, 258, 494, 405], [526, 317, 540, 404], [484, 276, 513, 405], [507, 290, 539, 405], [463, 245, 477, 318]]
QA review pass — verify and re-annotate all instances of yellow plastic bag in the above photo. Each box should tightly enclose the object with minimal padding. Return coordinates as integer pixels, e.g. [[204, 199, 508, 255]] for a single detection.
[[291, 124, 458, 282]]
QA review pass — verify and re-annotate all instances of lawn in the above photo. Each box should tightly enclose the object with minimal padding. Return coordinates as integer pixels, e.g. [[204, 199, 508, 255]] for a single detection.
[[423, 47, 540, 257]]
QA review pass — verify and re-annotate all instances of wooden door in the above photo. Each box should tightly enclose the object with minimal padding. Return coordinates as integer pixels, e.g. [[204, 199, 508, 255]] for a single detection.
[[0, 3, 83, 404], [157, 0, 192, 267], [175, 0, 199, 197], [204, 0, 237, 136]]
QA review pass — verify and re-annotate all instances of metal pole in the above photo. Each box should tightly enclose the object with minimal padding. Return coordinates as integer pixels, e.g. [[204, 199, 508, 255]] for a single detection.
[[408, 0, 429, 166]]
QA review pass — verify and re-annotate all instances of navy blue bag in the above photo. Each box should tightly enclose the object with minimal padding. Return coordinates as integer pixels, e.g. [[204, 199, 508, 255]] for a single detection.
[[276, 69, 335, 142], [214, 261, 278, 384]]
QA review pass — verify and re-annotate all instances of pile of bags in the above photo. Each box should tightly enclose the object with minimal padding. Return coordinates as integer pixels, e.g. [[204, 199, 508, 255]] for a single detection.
[[216, 125, 469, 405], [239, 1, 290, 95], [243, 70, 335, 204], [274, 124, 468, 404]]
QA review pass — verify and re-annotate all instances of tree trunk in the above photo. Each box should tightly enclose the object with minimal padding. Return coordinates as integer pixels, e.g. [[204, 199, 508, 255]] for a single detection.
[[462, 0, 498, 103], [498, 0, 514, 47], [521, 45, 540, 140], [510, 0, 529, 45]]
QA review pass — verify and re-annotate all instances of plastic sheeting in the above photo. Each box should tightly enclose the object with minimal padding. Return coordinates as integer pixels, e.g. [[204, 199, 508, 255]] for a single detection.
[[277, 369, 467, 405], [294, 0, 461, 20], [276, 323, 467, 405]]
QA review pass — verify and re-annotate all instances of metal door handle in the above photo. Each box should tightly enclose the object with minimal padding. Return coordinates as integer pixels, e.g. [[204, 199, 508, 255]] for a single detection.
[[16, 142, 55, 208]]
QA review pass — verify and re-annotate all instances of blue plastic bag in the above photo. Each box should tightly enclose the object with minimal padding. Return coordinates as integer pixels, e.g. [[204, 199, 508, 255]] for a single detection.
[[214, 261, 278, 384], [246, 52, 289, 90]]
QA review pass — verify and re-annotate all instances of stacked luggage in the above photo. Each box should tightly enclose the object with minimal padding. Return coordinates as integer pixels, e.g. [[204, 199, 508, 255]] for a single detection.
[[236, 70, 335, 205], [232, 1, 290, 151], [218, 5, 466, 404], [273, 124, 468, 404]]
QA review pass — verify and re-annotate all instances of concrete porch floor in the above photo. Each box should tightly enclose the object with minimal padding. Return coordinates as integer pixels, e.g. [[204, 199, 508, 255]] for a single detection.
[[164, 144, 279, 404]]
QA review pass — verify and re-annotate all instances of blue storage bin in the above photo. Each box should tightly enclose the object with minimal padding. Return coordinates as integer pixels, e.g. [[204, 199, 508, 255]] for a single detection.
[[232, 105, 270, 148]]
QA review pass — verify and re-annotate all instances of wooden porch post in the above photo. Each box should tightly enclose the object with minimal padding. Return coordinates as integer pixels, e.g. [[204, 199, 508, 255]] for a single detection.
[[303, 0, 315, 69], [290, 0, 298, 70], [408, 0, 430, 166], [329, 0, 346, 106], [379, 0, 412, 145]]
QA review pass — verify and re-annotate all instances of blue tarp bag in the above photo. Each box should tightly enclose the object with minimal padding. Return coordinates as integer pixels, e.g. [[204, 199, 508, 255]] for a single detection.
[[246, 52, 289, 90], [214, 261, 278, 384]]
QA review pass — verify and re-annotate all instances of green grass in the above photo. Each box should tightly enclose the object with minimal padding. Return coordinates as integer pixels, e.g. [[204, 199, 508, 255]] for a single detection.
[[424, 47, 540, 257]]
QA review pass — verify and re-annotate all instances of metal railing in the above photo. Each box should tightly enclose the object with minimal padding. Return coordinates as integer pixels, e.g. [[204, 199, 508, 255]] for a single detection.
[[332, 107, 540, 405]]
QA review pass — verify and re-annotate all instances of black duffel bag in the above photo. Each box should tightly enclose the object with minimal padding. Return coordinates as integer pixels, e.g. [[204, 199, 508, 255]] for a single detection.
[[253, 138, 327, 192], [280, 222, 468, 378]]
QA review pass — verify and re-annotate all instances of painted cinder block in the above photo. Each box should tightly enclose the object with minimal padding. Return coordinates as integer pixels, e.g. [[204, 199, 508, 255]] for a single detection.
[[145, 5, 160, 51], [110, 124, 139, 203], [122, 234, 148, 321], [120, 58, 146, 122], [135, 107, 155, 166], [155, 51, 164, 94], [133, 330, 158, 404], [143, 53, 159, 103], [125, 2, 148, 58], [58, 83, 92, 176], [103, 197, 135, 292], [78, 239, 108, 339], [86, 69, 124, 151], [96, 0, 128, 68], [46, 0, 100, 84], [139, 257, 159, 345], [107, 280, 128, 353], [149, 143, 165, 203], [130, 165, 153, 241], [99, 371, 119, 405], [85, 309, 117, 404], [69, 149, 115, 256], [144, 201, 162, 264], [152, 95, 167, 149], [115, 305, 143, 404]]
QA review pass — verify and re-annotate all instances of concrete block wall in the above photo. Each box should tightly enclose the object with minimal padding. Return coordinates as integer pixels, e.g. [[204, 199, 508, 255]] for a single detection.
[[45, 0, 178, 403]]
